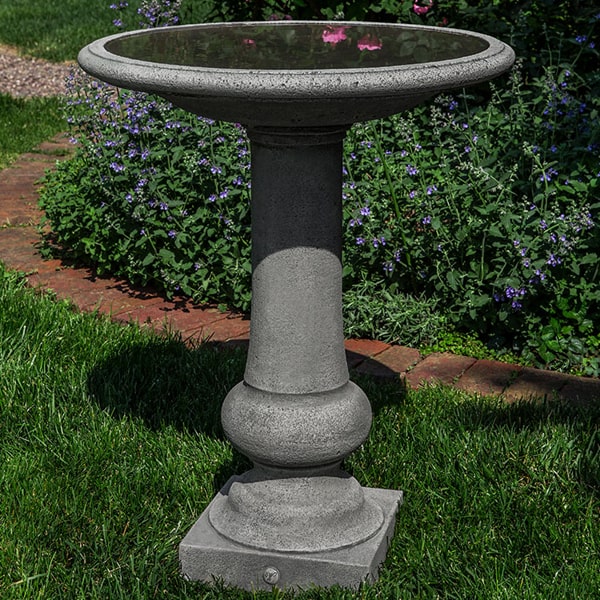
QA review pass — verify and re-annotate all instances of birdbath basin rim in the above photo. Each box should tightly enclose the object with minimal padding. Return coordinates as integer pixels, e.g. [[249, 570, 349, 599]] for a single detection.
[[78, 21, 515, 127]]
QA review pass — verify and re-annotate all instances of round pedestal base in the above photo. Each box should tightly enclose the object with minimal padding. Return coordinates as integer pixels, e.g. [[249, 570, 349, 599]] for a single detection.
[[208, 468, 384, 553]]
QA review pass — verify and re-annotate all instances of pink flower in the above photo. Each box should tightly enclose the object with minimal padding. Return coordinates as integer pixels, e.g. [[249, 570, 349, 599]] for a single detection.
[[322, 26, 348, 45], [242, 38, 256, 47], [357, 34, 382, 51], [413, 0, 433, 15]]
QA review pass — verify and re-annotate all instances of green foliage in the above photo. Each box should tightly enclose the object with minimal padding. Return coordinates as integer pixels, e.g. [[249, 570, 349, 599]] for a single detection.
[[421, 329, 521, 363], [39, 1, 600, 373], [40, 70, 253, 311], [343, 278, 445, 345], [341, 56, 600, 373]]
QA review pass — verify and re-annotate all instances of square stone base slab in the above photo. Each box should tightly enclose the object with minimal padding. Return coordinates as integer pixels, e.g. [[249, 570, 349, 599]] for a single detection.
[[179, 485, 403, 592]]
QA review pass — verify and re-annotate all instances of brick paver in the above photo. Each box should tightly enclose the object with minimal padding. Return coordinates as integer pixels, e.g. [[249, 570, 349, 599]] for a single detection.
[[355, 345, 421, 379], [502, 367, 568, 402], [558, 375, 600, 406], [344, 338, 391, 368], [405, 352, 477, 390], [454, 359, 522, 396], [0, 135, 598, 405]]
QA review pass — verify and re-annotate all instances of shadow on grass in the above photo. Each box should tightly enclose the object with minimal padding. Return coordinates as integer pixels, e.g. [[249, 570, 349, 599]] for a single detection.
[[87, 336, 404, 431], [466, 399, 600, 497], [425, 389, 600, 498], [87, 336, 245, 436], [87, 333, 598, 502]]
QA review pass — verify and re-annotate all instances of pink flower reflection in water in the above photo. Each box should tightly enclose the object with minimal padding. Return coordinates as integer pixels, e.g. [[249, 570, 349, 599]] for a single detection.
[[322, 26, 349, 45], [357, 34, 382, 51]]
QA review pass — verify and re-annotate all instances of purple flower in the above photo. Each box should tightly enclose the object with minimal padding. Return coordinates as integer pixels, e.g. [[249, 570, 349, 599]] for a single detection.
[[422, 215, 432, 225], [406, 164, 419, 176], [360, 206, 371, 216], [547, 253, 562, 267], [356, 237, 365, 245], [168, 230, 177, 239], [539, 167, 558, 182], [135, 178, 148, 192]]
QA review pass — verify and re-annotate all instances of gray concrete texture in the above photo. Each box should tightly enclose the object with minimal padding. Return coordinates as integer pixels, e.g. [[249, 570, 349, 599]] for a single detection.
[[78, 21, 515, 591]]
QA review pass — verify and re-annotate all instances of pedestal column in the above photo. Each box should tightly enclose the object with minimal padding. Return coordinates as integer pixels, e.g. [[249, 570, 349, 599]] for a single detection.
[[179, 126, 402, 591]]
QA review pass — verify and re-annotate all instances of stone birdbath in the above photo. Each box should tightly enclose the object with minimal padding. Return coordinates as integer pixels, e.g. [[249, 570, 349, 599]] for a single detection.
[[78, 21, 514, 591]]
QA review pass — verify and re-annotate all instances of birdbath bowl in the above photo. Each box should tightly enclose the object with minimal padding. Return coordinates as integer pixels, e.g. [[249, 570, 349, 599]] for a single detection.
[[79, 21, 514, 591]]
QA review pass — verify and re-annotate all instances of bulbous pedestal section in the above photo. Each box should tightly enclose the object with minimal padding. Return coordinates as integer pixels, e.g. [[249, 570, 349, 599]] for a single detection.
[[216, 381, 380, 553], [221, 381, 372, 468]]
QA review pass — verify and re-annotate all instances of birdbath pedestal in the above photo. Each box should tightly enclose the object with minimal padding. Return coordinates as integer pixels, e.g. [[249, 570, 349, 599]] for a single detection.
[[78, 21, 514, 592]]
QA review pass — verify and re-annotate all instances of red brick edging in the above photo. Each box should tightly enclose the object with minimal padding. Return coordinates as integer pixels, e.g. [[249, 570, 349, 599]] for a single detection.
[[1, 134, 598, 405]]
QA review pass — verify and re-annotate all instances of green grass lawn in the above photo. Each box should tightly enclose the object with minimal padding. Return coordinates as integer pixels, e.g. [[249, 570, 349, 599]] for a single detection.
[[0, 0, 216, 170], [0, 94, 66, 169], [0, 0, 216, 63], [0, 0, 136, 62], [0, 262, 598, 599]]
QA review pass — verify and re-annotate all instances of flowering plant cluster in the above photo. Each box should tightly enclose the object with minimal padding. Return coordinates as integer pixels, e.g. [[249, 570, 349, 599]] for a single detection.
[[110, 0, 182, 30], [41, 66, 253, 310], [41, 1, 600, 373], [341, 51, 599, 372]]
